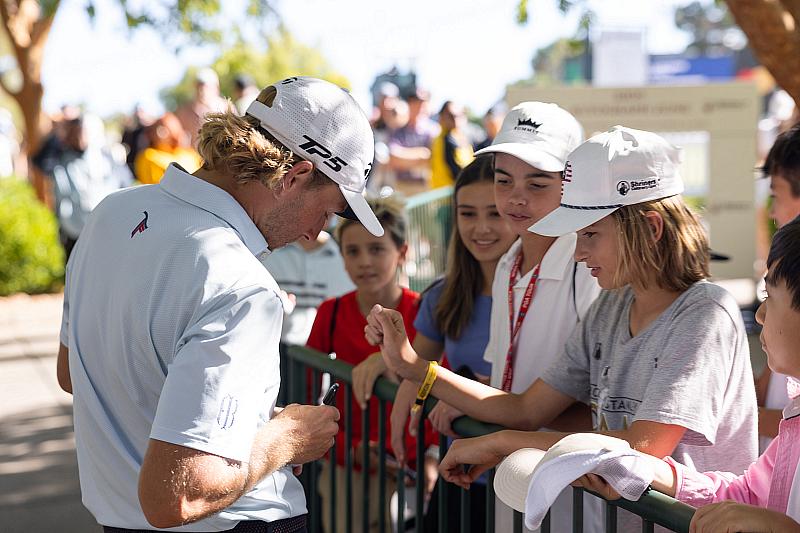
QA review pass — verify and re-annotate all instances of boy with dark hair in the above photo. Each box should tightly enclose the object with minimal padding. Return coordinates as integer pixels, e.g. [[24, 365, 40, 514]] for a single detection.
[[759, 123, 800, 450], [647, 217, 800, 532], [764, 124, 800, 227]]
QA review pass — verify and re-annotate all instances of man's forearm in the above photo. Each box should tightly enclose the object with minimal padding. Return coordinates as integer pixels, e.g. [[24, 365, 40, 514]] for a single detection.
[[243, 416, 297, 492], [140, 417, 300, 528]]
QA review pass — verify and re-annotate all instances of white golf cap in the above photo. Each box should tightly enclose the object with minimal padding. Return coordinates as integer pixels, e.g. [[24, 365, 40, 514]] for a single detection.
[[246, 76, 383, 237], [494, 434, 654, 530], [493, 448, 546, 514], [474, 101, 583, 172], [531, 125, 684, 237]]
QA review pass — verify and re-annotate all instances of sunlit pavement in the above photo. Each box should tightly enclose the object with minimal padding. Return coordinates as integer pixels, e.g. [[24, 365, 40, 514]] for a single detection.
[[0, 293, 100, 532]]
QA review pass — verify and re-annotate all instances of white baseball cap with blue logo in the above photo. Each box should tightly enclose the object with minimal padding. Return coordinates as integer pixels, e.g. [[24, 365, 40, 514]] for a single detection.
[[246, 76, 383, 237], [530, 125, 684, 237]]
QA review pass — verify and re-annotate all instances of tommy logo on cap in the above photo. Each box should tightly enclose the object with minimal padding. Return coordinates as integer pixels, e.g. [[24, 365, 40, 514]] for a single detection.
[[515, 117, 542, 133]]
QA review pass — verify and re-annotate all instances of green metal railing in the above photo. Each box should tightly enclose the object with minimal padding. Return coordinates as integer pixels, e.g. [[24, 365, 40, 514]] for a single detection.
[[403, 186, 453, 293], [285, 345, 696, 533]]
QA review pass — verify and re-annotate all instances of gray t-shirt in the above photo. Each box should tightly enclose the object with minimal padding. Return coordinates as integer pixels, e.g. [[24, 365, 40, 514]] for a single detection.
[[542, 281, 758, 531], [543, 280, 758, 473]]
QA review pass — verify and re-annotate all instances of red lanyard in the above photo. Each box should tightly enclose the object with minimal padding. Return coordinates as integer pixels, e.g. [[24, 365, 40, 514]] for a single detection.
[[501, 252, 540, 392]]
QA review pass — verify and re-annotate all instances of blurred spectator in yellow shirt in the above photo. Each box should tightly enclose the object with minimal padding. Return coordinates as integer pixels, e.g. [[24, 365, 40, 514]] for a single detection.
[[134, 112, 202, 185]]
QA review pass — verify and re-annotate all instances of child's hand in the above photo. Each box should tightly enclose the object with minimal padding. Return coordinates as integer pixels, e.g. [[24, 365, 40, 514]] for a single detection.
[[364, 305, 425, 381], [428, 401, 463, 438], [351, 352, 387, 409], [571, 473, 620, 501], [438, 433, 506, 489], [689, 501, 800, 533], [389, 378, 418, 464]]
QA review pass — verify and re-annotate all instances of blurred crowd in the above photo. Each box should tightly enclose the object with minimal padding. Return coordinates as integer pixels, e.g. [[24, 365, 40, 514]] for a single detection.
[[0, 68, 795, 268], [367, 81, 504, 197]]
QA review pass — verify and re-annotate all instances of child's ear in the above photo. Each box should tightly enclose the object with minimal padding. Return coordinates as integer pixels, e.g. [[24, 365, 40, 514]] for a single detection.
[[643, 211, 665, 243], [397, 243, 409, 263]]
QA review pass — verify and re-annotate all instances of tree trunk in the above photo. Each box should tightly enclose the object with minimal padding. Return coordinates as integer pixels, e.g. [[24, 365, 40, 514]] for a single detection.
[[0, 0, 55, 202], [17, 79, 48, 203], [725, 0, 800, 106]]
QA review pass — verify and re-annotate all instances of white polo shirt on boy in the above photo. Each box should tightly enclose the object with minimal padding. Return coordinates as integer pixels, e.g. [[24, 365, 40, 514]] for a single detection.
[[483, 234, 601, 392], [262, 234, 354, 345], [60, 164, 305, 530], [484, 234, 601, 533]]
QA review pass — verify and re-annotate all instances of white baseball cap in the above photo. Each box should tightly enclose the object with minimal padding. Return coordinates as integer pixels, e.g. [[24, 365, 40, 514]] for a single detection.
[[494, 434, 654, 530], [493, 448, 546, 514], [474, 101, 583, 172], [245, 76, 383, 237], [530, 125, 684, 237]]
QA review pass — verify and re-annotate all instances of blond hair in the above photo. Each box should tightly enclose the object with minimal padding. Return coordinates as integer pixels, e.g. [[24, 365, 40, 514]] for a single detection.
[[196, 87, 327, 189], [334, 196, 407, 249], [612, 196, 709, 291]]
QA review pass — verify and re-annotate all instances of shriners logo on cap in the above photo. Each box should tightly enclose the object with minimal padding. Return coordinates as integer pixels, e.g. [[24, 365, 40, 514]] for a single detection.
[[616, 181, 630, 196], [515, 117, 542, 133]]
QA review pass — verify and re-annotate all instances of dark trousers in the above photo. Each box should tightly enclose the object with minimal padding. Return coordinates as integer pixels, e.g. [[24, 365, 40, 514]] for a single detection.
[[103, 515, 307, 533]]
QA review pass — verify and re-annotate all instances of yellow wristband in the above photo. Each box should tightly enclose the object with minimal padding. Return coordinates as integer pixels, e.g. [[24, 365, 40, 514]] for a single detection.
[[411, 361, 438, 413]]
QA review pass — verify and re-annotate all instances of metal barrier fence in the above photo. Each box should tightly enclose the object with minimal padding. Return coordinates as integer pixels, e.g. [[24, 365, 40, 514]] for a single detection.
[[285, 345, 696, 533], [403, 186, 453, 293]]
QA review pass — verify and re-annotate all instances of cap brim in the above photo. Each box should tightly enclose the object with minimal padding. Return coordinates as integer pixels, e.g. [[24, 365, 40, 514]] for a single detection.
[[530, 205, 619, 237], [493, 448, 546, 513], [710, 250, 730, 262], [339, 186, 384, 237], [475, 142, 565, 172]]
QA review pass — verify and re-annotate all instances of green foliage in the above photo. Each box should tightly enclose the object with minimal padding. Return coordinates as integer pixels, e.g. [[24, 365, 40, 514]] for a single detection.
[[0, 178, 64, 295], [674, 1, 743, 56], [161, 29, 350, 110], [516, 0, 579, 24]]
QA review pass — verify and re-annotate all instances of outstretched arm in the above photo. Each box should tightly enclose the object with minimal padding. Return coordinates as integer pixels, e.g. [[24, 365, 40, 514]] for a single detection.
[[366, 305, 575, 430]]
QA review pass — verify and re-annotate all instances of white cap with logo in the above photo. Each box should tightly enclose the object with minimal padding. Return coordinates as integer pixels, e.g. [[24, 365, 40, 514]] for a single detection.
[[245, 76, 384, 237], [474, 101, 583, 172], [530, 125, 684, 237]]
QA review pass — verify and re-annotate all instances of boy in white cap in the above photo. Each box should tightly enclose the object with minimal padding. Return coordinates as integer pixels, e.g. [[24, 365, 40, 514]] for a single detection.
[[56, 77, 382, 532], [368, 126, 757, 531], [386, 101, 601, 532]]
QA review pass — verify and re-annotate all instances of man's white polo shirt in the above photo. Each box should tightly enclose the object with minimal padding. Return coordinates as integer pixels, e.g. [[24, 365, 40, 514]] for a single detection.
[[60, 164, 305, 530], [483, 234, 601, 393]]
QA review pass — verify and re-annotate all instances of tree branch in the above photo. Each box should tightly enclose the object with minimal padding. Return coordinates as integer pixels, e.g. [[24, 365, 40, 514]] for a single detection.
[[0, 0, 18, 47], [726, 0, 800, 105], [0, 70, 18, 98], [780, 0, 800, 30], [30, 0, 57, 47]]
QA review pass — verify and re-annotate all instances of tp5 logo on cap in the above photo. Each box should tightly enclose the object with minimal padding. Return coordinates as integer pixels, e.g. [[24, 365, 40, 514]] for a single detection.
[[245, 77, 384, 237], [298, 135, 349, 173]]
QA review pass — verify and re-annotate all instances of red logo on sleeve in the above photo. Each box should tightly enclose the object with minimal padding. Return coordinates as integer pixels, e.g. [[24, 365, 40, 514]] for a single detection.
[[130, 211, 149, 238]]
